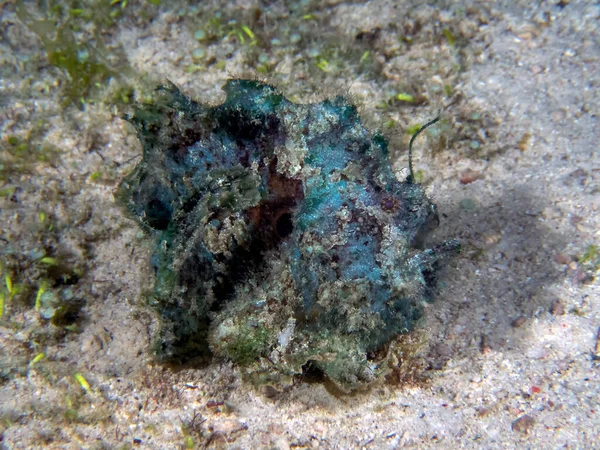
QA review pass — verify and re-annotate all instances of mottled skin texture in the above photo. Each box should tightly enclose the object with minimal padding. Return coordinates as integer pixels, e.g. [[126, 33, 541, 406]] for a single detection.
[[117, 79, 458, 391]]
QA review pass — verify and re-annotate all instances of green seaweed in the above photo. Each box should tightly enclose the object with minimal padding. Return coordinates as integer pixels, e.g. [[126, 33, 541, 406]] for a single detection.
[[579, 244, 600, 282], [220, 324, 272, 365], [16, 0, 137, 107], [0, 130, 61, 181]]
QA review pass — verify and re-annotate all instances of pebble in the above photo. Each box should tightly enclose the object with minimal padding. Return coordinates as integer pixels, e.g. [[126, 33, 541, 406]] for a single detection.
[[459, 198, 476, 211], [550, 299, 565, 316], [434, 343, 453, 358], [526, 346, 550, 360], [307, 47, 320, 58], [576, 222, 593, 233], [542, 206, 563, 220], [194, 29, 207, 41], [569, 168, 588, 180], [511, 414, 535, 434], [258, 53, 270, 64], [459, 169, 482, 184], [470, 375, 482, 383], [192, 48, 205, 61], [553, 253, 571, 265], [511, 316, 527, 328], [530, 64, 543, 74], [551, 109, 566, 123], [209, 419, 248, 436], [475, 407, 490, 417]]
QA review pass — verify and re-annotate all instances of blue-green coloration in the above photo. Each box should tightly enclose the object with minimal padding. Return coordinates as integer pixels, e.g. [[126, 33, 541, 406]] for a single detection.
[[117, 79, 458, 391]]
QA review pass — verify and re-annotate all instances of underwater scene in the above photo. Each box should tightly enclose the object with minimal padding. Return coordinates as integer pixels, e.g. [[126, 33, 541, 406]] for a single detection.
[[0, 0, 599, 448]]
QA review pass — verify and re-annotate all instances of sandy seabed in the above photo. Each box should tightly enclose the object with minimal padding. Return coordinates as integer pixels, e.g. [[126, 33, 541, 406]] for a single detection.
[[0, 0, 599, 448]]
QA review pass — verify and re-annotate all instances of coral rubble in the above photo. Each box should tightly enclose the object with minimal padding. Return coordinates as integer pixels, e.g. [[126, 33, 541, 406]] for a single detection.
[[117, 79, 458, 391]]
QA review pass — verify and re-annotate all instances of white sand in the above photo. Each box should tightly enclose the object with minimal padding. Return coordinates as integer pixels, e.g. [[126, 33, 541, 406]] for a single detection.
[[0, 1, 598, 448]]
